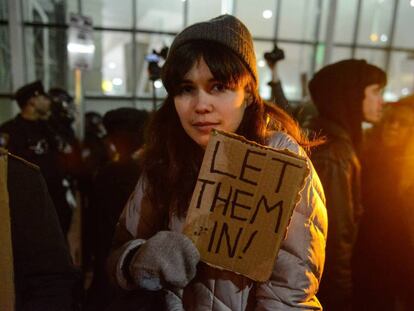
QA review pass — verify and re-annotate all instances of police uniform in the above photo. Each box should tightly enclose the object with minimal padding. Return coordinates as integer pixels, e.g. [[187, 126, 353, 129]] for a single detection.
[[1, 149, 79, 310], [0, 81, 72, 234]]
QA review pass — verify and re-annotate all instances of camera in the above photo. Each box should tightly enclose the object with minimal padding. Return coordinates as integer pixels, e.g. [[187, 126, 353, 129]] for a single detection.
[[146, 47, 169, 81], [264, 45, 285, 66]]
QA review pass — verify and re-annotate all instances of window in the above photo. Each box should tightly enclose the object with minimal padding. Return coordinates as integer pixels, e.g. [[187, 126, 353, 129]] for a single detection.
[[24, 27, 70, 89], [0, 98, 13, 123], [135, 33, 174, 98], [0, 0, 8, 20], [137, 0, 184, 31], [387, 51, 414, 100], [0, 26, 11, 92], [83, 0, 133, 28], [22, 0, 78, 25], [276, 43, 313, 101], [279, 0, 322, 42], [393, 0, 414, 49], [357, 0, 394, 47], [355, 48, 386, 68], [83, 31, 133, 96], [3, 0, 412, 118], [188, 0, 222, 25], [235, 0, 276, 38], [333, 0, 358, 44]]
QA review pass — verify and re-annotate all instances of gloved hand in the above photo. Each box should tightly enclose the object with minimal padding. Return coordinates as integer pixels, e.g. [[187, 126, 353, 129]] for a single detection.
[[128, 231, 200, 291]]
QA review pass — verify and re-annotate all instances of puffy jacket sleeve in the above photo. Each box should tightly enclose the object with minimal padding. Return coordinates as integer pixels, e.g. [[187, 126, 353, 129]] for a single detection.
[[107, 175, 164, 289], [255, 132, 327, 310]]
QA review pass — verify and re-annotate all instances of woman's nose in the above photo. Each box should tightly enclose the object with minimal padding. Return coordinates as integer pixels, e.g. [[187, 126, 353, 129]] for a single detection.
[[194, 91, 213, 113]]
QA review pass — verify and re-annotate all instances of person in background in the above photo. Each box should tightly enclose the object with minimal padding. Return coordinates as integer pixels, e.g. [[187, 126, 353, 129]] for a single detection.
[[0, 148, 80, 311], [107, 14, 327, 310], [48, 87, 83, 219], [0, 81, 73, 235], [85, 107, 149, 311], [48, 87, 78, 153], [79, 111, 110, 271], [264, 44, 291, 113], [307, 59, 387, 311], [353, 97, 414, 311]]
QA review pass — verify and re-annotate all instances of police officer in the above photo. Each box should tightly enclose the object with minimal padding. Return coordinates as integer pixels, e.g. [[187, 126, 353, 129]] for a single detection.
[[0, 81, 73, 235]]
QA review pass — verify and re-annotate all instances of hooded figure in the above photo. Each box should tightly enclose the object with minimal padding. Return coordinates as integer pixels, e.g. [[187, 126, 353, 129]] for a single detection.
[[309, 59, 386, 151], [307, 59, 386, 311]]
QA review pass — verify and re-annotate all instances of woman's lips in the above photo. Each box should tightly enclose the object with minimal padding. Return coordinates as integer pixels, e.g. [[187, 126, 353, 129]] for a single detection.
[[192, 122, 219, 133]]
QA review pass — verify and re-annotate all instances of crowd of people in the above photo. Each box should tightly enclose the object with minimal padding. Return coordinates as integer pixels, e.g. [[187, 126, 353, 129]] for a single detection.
[[1, 14, 413, 311]]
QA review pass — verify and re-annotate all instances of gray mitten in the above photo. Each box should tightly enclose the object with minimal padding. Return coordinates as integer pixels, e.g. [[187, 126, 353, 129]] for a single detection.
[[128, 231, 200, 291]]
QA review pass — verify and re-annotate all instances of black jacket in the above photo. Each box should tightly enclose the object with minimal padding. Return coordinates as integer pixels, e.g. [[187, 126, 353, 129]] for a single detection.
[[308, 117, 362, 310], [0, 115, 72, 233], [7, 152, 79, 311]]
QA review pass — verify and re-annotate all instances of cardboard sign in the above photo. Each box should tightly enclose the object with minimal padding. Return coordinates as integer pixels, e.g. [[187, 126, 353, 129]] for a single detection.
[[183, 130, 309, 281]]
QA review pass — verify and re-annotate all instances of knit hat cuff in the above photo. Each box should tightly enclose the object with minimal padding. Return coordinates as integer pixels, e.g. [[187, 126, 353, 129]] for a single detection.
[[168, 15, 258, 84]]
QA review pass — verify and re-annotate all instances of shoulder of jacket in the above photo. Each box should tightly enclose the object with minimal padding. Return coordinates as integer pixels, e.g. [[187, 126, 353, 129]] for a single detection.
[[311, 138, 356, 163], [267, 131, 302, 156], [6, 151, 40, 171], [0, 117, 18, 129]]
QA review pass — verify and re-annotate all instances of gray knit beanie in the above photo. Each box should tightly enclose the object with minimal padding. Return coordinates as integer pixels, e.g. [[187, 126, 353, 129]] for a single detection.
[[168, 14, 258, 83]]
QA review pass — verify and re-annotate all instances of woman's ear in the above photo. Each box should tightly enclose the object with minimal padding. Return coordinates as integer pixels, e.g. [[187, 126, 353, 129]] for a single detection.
[[244, 92, 253, 107]]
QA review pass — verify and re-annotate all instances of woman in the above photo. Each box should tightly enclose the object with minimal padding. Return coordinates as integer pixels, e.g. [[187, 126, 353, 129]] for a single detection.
[[108, 14, 327, 310], [353, 99, 414, 311]]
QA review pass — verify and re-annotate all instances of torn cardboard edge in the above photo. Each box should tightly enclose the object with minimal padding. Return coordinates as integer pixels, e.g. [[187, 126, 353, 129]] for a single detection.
[[183, 129, 310, 282]]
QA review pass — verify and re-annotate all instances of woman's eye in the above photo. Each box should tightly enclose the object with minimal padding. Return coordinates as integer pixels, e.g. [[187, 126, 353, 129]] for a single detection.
[[177, 85, 194, 94], [212, 83, 228, 92]]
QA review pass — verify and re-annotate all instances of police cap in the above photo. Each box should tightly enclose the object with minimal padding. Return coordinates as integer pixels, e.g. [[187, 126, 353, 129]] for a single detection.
[[14, 80, 47, 109]]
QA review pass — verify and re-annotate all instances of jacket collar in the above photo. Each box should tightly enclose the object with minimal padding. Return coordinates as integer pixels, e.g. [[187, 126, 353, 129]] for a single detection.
[[310, 116, 353, 144]]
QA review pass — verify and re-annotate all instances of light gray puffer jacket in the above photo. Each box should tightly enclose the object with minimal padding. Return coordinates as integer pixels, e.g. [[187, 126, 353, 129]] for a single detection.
[[109, 132, 327, 310]]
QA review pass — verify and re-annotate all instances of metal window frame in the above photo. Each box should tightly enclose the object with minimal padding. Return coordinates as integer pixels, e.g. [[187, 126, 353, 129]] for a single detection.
[[1, 0, 414, 106]]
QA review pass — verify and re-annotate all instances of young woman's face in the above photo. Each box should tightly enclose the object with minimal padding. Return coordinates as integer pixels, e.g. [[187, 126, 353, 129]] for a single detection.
[[362, 83, 384, 123], [174, 57, 248, 148], [381, 106, 414, 148]]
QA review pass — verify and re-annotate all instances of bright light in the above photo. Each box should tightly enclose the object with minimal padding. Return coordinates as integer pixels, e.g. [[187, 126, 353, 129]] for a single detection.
[[67, 43, 95, 54], [112, 78, 123, 86], [384, 91, 398, 102], [402, 88, 410, 95], [410, 0, 414, 7], [262, 10, 273, 19], [108, 62, 116, 69], [370, 33, 379, 42], [258, 60, 266, 68], [380, 34, 388, 42], [154, 80, 163, 89], [283, 85, 297, 97], [101, 80, 113, 92]]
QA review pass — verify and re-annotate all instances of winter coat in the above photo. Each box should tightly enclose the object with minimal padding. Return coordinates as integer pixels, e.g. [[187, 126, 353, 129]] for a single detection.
[[109, 132, 327, 310], [308, 117, 362, 309], [5, 152, 79, 311]]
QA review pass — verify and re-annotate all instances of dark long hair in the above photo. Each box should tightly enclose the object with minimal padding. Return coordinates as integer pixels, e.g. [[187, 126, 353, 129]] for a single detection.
[[141, 41, 314, 218]]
